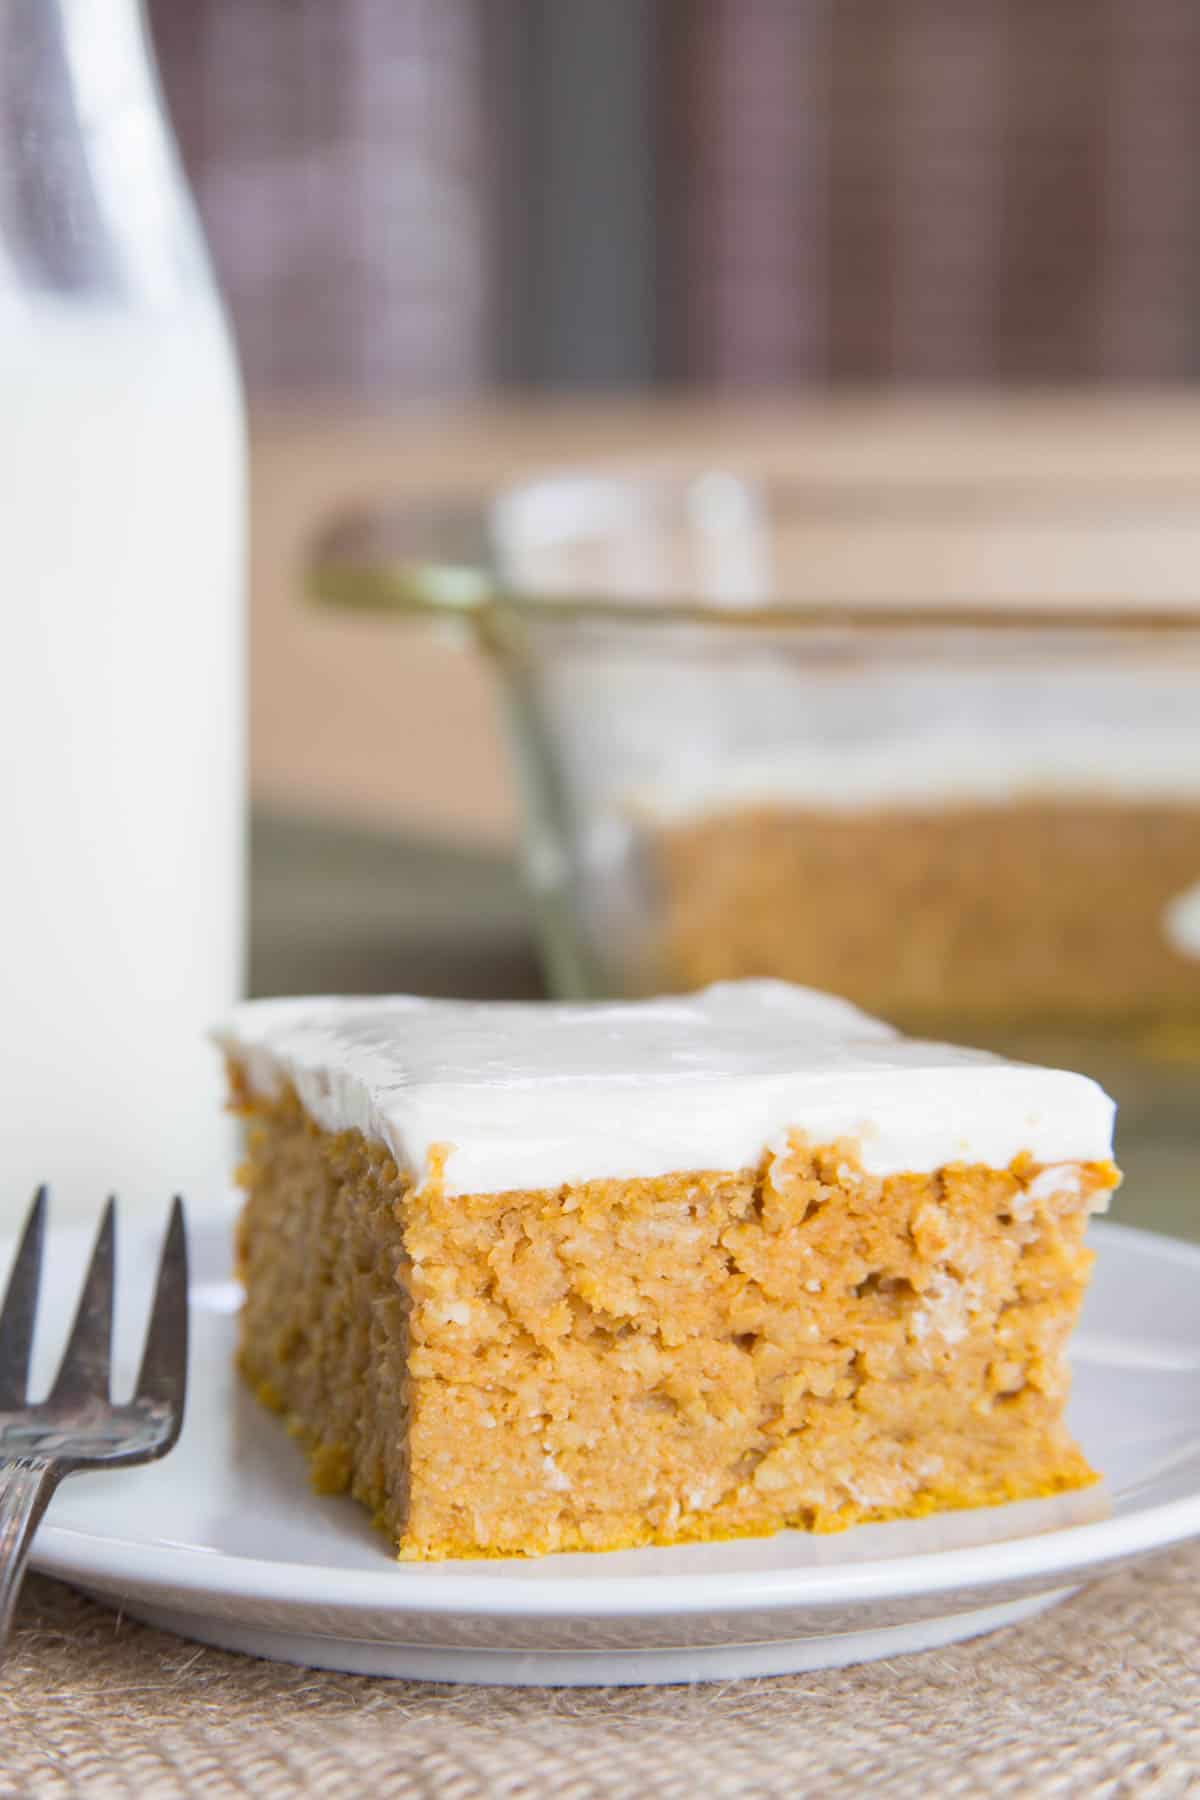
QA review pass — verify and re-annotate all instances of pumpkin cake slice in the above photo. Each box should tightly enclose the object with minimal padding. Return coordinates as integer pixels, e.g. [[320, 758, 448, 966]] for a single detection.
[[216, 981, 1118, 1561]]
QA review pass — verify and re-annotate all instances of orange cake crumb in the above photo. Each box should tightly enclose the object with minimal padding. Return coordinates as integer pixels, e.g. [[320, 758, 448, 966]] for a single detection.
[[232, 1077, 1118, 1561]]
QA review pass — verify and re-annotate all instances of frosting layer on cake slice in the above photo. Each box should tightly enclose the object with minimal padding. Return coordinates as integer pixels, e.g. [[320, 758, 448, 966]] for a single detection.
[[216, 980, 1114, 1198]]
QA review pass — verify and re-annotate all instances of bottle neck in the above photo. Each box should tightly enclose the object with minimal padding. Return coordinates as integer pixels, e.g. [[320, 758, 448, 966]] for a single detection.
[[0, 0, 206, 310]]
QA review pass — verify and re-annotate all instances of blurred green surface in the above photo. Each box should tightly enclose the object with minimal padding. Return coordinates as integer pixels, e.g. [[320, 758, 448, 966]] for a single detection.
[[249, 810, 542, 1002], [250, 811, 1198, 1243]]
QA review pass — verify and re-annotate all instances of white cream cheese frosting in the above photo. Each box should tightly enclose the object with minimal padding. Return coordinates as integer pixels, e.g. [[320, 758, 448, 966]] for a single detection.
[[633, 725, 1200, 825], [215, 981, 1115, 1199]]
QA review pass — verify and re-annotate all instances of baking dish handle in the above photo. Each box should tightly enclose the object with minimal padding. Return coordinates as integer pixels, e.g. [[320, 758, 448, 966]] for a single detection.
[[306, 500, 496, 634]]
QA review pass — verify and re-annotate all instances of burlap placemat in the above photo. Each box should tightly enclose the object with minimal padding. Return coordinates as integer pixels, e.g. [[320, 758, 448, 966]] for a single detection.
[[3, 1544, 1197, 1799]]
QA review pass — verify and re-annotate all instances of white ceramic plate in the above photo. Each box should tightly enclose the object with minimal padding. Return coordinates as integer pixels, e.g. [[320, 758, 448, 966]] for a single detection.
[[21, 1213, 1200, 1686]]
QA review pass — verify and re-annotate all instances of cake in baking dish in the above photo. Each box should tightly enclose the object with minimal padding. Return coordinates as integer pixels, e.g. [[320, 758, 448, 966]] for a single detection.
[[641, 729, 1200, 1029], [217, 981, 1119, 1561]]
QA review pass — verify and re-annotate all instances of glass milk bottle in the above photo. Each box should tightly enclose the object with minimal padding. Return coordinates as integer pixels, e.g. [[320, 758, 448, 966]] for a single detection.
[[0, 1, 244, 1222]]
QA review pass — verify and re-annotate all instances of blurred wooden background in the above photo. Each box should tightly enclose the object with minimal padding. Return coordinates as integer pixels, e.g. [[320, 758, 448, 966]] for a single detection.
[[664, 0, 1200, 382], [150, 0, 1200, 401]]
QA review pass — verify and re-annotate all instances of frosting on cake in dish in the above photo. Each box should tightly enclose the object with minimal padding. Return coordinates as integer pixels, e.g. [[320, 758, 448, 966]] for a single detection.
[[216, 980, 1114, 1199], [633, 725, 1200, 824]]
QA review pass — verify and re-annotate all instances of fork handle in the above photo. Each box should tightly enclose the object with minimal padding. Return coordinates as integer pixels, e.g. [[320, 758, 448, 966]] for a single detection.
[[0, 1457, 60, 1653]]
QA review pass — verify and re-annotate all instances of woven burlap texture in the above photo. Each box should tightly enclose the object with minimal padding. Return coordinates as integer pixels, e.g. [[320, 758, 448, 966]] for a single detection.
[[2, 1544, 1197, 1800]]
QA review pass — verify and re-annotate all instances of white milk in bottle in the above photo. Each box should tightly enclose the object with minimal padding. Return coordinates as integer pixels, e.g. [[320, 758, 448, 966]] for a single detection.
[[0, 1, 245, 1223]]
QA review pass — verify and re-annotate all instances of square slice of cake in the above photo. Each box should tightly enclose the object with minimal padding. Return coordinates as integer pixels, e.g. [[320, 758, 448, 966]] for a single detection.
[[217, 981, 1119, 1560]]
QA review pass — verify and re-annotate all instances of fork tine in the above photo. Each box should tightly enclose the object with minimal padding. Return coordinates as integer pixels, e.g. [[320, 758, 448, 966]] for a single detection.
[[0, 1188, 47, 1408], [49, 1196, 116, 1404], [134, 1198, 188, 1423]]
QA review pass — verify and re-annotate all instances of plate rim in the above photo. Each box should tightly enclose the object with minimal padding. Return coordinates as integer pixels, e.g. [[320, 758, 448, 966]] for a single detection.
[[31, 1217, 1200, 1621]]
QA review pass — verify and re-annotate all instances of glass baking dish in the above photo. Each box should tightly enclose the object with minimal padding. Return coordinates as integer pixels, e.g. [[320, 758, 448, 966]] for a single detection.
[[311, 469, 1200, 1229]]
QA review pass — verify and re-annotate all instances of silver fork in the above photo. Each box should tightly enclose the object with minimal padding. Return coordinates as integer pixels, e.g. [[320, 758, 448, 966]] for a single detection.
[[0, 1189, 188, 1649]]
